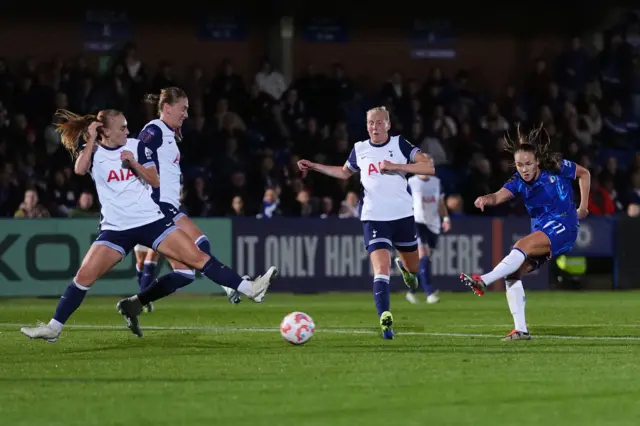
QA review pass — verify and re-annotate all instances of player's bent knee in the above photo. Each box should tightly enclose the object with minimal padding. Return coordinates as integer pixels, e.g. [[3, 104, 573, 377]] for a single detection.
[[74, 267, 98, 287], [176, 218, 202, 240], [505, 272, 522, 281], [513, 239, 528, 251], [374, 265, 391, 276], [187, 251, 209, 270], [146, 250, 159, 262], [398, 251, 419, 273], [369, 248, 391, 276]]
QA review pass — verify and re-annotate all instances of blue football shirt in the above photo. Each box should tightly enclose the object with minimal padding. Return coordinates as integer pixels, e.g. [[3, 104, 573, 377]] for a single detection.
[[503, 159, 578, 231]]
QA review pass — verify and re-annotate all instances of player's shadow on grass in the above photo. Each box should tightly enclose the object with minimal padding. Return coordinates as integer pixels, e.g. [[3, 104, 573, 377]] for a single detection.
[[56, 334, 283, 355]]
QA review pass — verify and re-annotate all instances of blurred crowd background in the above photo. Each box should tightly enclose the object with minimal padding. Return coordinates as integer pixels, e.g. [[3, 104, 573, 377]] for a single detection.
[[2, 7, 640, 221]]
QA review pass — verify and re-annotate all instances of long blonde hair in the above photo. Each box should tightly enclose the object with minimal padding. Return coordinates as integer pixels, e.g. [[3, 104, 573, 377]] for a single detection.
[[54, 109, 122, 158]]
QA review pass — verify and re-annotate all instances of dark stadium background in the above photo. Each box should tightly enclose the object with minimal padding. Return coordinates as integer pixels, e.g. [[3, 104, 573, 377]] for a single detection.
[[1, 2, 639, 292]]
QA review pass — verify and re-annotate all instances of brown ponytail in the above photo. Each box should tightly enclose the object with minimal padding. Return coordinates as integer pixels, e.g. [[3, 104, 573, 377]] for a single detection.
[[54, 109, 97, 158], [144, 86, 187, 117], [54, 109, 124, 158], [503, 123, 562, 171]]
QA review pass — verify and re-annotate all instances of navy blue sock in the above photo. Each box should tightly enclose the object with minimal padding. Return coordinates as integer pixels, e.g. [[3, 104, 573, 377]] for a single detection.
[[196, 234, 239, 289], [138, 271, 195, 305], [373, 274, 390, 317], [136, 265, 143, 290], [53, 281, 89, 324], [196, 236, 212, 255], [419, 255, 435, 296], [201, 256, 243, 289], [140, 262, 157, 291]]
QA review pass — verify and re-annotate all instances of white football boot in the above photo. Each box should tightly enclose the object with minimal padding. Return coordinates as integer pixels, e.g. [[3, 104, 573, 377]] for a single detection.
[[21, 322, 61, 343], [247, 267, 278, 302]]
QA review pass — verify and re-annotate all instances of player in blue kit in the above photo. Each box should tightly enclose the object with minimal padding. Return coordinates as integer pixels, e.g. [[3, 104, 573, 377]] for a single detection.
[[460, 125, 591, 340]]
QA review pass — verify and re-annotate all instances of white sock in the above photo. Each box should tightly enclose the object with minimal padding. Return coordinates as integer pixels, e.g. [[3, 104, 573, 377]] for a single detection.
[[236, 279, 253, 297], [480, 249, 526, 285], [505, 279, 527, 333], [48, 319, 63, 333]]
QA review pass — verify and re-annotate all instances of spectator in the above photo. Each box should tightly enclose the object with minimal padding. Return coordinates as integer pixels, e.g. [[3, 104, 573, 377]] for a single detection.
[[228, 195, 246, 216], [254, 58, 287, 102], [14, 188, 49, 218], [0, 25, 638, 221], [319, 196, 334, 218], [257, 188, 282, 219], [588, 173, 616, 216], [68, 192, 98, 218], [339, 191, 359, 218], [295, 189, 314, 217]]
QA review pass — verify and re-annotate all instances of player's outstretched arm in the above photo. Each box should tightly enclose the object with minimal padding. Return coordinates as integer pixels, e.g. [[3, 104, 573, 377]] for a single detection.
[[297, 159, 354, 180], [575, 164, 591, 219], [474, 188, 513, 212]]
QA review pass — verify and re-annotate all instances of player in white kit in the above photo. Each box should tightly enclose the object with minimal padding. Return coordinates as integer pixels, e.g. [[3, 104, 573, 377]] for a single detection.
[[298, 107, 434, 339], [20, 109, 276, 343], [130, 87, 241, 311], [399, 166, 451, 304]]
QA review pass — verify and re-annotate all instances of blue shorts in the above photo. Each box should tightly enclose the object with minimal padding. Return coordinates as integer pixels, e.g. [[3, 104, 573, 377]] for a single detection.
[[362, 216, 418, 254], [528, 219, 578, 270], [93, 218, 179, 259], [159, 201, 187, 223], [416, 223, 439, 249]]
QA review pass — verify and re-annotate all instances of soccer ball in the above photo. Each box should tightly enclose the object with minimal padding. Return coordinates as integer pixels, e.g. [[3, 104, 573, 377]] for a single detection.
[[280, 312, 315, 345]]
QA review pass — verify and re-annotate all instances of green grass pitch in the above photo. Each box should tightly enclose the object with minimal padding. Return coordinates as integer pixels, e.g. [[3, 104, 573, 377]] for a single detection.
[[1, 291, 640, 426]]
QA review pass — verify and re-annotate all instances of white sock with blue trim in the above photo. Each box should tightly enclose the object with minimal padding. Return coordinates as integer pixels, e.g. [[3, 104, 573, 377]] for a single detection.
[[506, 279, 527, 333], [480, 249, 526, 286]]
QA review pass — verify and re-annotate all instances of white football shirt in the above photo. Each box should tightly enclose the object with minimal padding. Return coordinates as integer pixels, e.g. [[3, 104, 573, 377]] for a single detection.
[[90, 138, 163, 231], [345, 135, 420, 221], [408, 175, 443, 234], [139, 119, 182, 208]]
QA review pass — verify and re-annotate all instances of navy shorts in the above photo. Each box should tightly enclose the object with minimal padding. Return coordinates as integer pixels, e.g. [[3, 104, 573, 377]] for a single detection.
[[93, 218, 179, 259], [159, 201, 187, 223], [527, 219, 578, 271], [416, 223, 439, 249], [362, 216, 418, 254]]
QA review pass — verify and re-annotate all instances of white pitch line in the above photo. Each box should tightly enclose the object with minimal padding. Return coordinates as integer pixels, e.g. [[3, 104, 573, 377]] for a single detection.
[[312, 324, 640, 328], [456, 324, 640, 328], [2, 323, 640, 341]]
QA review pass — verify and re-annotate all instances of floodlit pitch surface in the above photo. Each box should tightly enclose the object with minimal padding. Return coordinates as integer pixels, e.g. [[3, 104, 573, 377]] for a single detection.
[[1, 292, 640, 426]]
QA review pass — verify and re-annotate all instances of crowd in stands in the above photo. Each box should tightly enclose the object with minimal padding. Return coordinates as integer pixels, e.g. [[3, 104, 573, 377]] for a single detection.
[[2, 22, 640, 220]]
